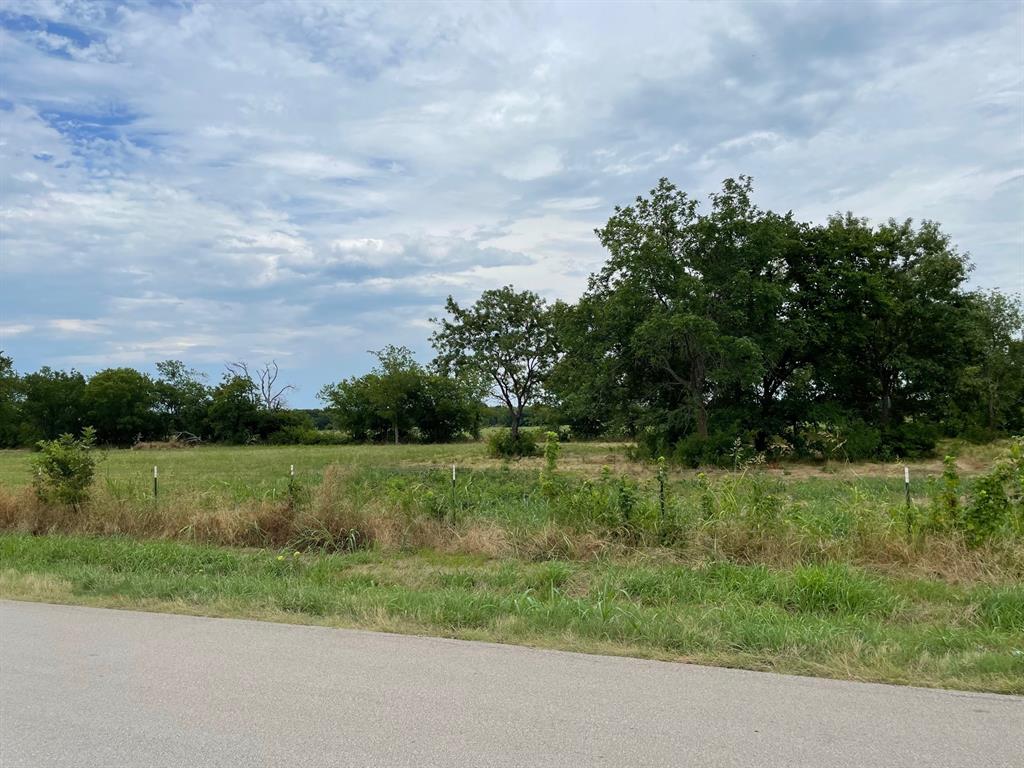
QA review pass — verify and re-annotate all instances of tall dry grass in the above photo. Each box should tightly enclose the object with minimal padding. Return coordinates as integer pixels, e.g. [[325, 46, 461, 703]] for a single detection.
[[1, 461, 1021, 582]]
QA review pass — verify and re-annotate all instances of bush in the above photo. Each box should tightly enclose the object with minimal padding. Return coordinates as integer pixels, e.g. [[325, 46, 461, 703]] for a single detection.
[[839, 421, 882, 461], [540, 431, 560, 495], [880, 421, 939, 459], [927, 455, 960, 532], [958, 437, 1023, 545], [671, 429, 743, 468], [31, 427, 99, 509], [487, 429, 539, 458]]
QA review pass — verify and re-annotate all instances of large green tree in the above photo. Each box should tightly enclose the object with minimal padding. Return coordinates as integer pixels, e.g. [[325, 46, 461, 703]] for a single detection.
[[205, 374, 261, 444], [956, 291, 1024, 433], [554, 178, 776, 442], [319, 347, 479, 443], [431, 286, 557, 439], [155, 360, 211, 438], [83, 367, 160, 445], [809, 215, 973, 428], [0, 352, 21, 447], [18, 366, 87, 442]]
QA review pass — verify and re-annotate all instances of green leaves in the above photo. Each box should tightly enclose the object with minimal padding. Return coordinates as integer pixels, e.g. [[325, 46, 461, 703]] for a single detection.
[[318, 347, 480, 443], [31, 426, 99, 508], [431, 286, 558, 436]]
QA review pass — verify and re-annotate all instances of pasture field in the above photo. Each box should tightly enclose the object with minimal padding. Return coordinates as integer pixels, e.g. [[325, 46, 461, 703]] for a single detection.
[[1, 440, 1021, 693]]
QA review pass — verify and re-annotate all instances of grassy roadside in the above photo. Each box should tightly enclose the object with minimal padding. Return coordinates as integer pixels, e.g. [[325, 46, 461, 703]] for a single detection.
[[2, 533, 1021, 694]]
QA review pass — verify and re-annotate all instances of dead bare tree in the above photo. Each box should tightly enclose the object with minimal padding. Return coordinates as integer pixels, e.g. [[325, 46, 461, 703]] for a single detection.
[[225, 360, 295, 410]]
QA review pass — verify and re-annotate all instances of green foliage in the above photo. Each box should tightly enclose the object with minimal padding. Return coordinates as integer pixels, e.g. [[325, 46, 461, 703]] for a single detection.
[[206, 374, 261, 443], [0, 351, 19, 448], [154, 360, 210, 437], [319, 346, 479, 444], [540, 431, 560, 496], [432, 285, 558, 439], [17, 366, 87, 443], [956, 292, 1024, 434], [31, 427, 99, 508], [670, 429, 744, 467], [1, 179, 1020, 456], [962, 473, 1009, 545], [880, 421, 940, 459], [487, 428, 539, 458], [549, 176, 1000, 459], [928, 456, 961, 532], [616, 477, 639, 525], [83, 368, 160, 445], [960, 438, 1023, 545]]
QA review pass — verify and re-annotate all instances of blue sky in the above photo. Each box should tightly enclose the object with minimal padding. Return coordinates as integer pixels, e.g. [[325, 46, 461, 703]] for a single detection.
[[1, 0, 1022, 407]]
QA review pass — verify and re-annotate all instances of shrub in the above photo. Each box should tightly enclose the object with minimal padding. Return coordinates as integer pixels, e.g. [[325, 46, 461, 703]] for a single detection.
[[880, 421, 939, 459], [959, 438, 1023, 545], [31, 427, 99, 509], [487, 428, 539, 458], [928, 455, 960, 532], [798, 422, 848, 463], [839, 421, 882, 461], [540, 431, 560, 496], [963, 469, 1012, 545], [672, 429, 743, 468]]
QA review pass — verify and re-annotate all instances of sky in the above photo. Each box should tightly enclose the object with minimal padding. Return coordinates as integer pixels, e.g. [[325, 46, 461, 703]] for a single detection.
[[1, 0, 1022, 407]]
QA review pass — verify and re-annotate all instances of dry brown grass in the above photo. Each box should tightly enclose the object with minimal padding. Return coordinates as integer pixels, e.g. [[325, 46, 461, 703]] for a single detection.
[[2, 460, 1021, 584]]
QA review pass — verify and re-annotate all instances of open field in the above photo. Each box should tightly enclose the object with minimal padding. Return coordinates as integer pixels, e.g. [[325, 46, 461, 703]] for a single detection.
[[1, 439, 1021, 692], [0, 437, 1009, 491]]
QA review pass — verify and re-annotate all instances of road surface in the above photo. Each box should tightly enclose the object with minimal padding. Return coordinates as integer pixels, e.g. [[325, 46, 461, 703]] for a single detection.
[[0, 600, 1021, 767]]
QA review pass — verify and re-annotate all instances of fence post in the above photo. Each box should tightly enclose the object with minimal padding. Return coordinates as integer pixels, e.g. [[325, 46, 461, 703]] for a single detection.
[[153, 465, 158, 500], [904, 466, 911, 508], [657, 456, 667, 522], [451, 463, 457, 516]]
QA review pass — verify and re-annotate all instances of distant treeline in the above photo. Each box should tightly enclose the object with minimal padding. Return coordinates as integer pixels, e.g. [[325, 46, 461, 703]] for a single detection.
[[2, 177, 1021, 460], [0, 359, 338, 448]]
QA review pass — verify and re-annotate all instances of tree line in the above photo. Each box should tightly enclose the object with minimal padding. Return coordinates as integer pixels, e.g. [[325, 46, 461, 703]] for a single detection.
[[2, 177, 1021, 460]]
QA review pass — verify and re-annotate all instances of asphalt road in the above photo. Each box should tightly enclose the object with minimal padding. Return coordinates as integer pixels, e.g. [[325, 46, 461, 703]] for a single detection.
[[0, 600, 1021, 767]]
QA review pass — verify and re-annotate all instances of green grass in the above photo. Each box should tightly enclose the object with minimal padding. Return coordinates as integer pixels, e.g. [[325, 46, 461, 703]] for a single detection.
[[0, 442, 631, 495], [2, 533, 1021, 694]]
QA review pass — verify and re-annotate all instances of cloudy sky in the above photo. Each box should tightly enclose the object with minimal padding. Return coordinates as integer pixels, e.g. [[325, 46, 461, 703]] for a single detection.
[[1, 0, 1022, 405]]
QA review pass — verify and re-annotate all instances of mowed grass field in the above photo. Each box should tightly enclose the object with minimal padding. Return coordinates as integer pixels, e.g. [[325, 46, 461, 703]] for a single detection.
[[0, 442, 627, 496], [1, 440, 1021, 693]]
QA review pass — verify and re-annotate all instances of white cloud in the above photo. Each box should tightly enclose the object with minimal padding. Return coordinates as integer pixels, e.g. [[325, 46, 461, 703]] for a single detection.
[[498, 146, 564, 181], [254, 152, 370, 180], [49, 319, 110, 335], [0, 0, 1020, 401]]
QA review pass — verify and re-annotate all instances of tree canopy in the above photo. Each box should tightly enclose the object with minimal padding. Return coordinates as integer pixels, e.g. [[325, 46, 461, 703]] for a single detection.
[[431, 286, 558, 438]]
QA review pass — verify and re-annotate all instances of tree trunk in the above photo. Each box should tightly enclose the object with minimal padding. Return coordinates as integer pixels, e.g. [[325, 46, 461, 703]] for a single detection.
[[695, 402, 708, 440], [393, 417, 399, 446], [988, 382, 997, 431], [879, 369, 894, 428]]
